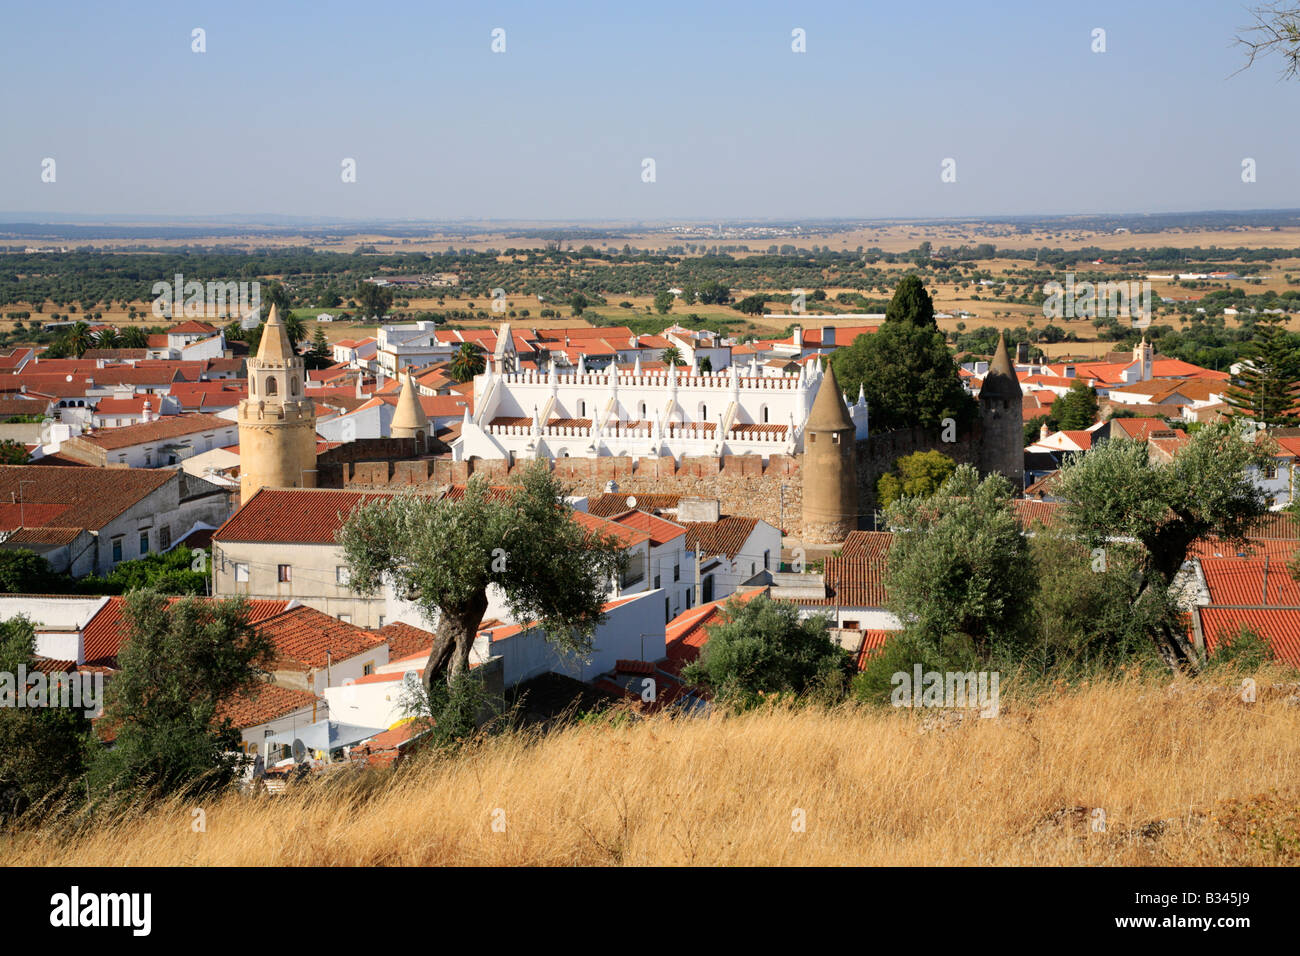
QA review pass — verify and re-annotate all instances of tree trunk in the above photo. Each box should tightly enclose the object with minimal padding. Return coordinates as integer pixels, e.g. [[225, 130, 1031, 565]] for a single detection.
[[423, 592, 489, 696]]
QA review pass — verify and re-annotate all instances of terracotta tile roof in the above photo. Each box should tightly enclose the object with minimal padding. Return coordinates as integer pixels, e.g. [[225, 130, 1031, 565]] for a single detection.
[[214, 488, 399, 544], [1200, 607, 1300, 669], [1190, 537, 1300, 561], [217, 680, 322, 729], [258, 605, 386, 671], [571, 509, 651, 548], [168, 320, 219, 335], [730, 423, 788, 437], [587, 492, 684, 518], [0, 395, 51, 417], [75, 412, 234, 450], [82, 595, 290, 667], [1013, 499, 1063, 528], [1109, 417, 1173, 441], [607, 509, 687, 546], [798, 556, 888, 608], [93, 396, 151, 416], [662, 587, 769, 674], [855, 629, 894, 670], [684, 516, 759, 560], [374, 621, 435, 661], [1246, 513, 1300, 539], [839, 531, 893, 561], [1199, 556, 1300, 607], [0, 465, 174, 536]]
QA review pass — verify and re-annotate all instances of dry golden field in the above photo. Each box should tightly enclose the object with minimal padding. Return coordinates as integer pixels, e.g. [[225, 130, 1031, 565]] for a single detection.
[[5, 674, 1297, 867]]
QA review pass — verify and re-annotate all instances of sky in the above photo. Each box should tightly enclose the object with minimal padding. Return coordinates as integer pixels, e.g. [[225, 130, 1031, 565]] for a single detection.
[[0, 0, 1297, 222]]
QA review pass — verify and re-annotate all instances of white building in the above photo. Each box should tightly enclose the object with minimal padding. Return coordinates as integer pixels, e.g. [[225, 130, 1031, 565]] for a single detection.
[[454, 356, 868, 462]]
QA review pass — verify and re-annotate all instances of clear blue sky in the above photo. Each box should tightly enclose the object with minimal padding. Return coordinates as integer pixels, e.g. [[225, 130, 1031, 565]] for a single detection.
[[1, 0, 1295, 221]]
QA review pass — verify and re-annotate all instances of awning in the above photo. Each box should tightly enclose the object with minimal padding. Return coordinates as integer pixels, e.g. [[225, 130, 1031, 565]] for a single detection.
[[264, 720, 387, 753]]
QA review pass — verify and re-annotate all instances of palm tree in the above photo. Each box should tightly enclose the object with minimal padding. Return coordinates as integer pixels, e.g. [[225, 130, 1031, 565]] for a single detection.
[[119, 326, 148, 349], [662, 345, 684, 367], [94, 326, 120, 349], [449, 343, 486, 382], [64, 321, 92, 358]]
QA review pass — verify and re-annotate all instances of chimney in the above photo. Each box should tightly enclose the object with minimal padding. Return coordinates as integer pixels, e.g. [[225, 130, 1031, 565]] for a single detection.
[[793, 326, 803, 348], [141, 399, 152, 423], [1262, 554, 1270, 605], [1040, 423, 1050, 441]]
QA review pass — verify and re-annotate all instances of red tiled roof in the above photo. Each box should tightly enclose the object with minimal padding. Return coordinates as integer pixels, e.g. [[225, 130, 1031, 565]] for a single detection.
[[607, 509, 687, 546], [0, 465, 174, 536], [217, 681, 322, 729], [662, 587, 769, 674], [74, 412, 233, 450], [840, 531, 892, 561], [684, 516, 759, 560], [799, 556, 888, 608], [588, 493, 682, 518], [1013, 499, 1063, 528], [374, 621, 435, 661], [855, 629, 894, 670], [1200, 607, 1300, 669], [214, 488, 399, 544], [1200, 556, 1300, 607], [258, 605, 386, 671], [82, 596, 290, 667]]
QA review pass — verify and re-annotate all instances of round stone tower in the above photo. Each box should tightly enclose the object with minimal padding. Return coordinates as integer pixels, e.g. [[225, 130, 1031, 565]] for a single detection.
[[237, 305, 318, 502], [977, 331, 1024, 492], [801, 360, 859, 544]]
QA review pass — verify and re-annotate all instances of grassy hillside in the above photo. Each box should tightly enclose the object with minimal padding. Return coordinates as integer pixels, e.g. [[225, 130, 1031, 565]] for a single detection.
[[4, 673, 1298, 866]]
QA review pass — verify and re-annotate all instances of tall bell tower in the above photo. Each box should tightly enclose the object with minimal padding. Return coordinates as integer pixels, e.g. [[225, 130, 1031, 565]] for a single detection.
[[237, 305, 318, 501]]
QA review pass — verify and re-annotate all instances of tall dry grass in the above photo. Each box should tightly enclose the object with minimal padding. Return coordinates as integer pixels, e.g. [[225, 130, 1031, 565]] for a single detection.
[[4, 673, 1298, 866]]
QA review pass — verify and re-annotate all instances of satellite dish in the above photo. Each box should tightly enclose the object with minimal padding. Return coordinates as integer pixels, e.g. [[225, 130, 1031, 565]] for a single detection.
[[626, 495, 637, 509], [291, 738, 307, 763], [65, 374, 73, 383]]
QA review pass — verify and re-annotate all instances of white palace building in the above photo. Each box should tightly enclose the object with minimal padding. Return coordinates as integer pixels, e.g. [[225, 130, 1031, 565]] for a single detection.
[[452, 329, 869, 462]]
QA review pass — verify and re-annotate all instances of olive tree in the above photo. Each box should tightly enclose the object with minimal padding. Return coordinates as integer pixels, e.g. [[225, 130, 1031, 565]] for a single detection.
[[1054, 422, 1273, 669], [337, 463, 628, 691]]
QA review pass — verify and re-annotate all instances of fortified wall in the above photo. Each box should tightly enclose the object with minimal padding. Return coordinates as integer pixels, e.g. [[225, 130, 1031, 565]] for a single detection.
[[340, 453, 806, 537], [332, 429, 990, 539]]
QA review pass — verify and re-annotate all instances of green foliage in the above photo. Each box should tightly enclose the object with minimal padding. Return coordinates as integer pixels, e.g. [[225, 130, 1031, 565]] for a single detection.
[[0, 440, 28, 465], [1055, 422, 1272, 665], [0, 616, 93, 818], [1224, 318, 1300, 425], [1206, 623, 1276, 672], [1052, 379, 1100, 431], [0, 549, 60, 593], [1028, 530, 1173, 674], [89, 591, 276, 799], [876, 450, 956, 508], [680, 595, 851, 708], [338, 463, 628, 685], [852, 628, 980, 705], [653, 291, 674, 314], [569, 292, 589, 316], [355, 281, 394, 320], [884, 465, 1035, 662], [831, 276, 976, 432], [449, 341, 485, 382]]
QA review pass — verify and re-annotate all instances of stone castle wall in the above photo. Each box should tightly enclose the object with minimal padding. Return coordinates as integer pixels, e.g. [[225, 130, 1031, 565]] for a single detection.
[[341, 453, 806, 536]]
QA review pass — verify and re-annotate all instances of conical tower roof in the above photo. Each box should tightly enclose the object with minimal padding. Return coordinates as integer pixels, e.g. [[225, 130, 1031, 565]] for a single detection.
[[980, 331, 1022, 401], [257, 304, 295, 363], [391, 369, 429, 432], [806, 360, 854, 431]]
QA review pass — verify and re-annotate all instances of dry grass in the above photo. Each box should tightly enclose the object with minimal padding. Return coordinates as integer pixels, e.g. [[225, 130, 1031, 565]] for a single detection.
[[4, 675, 1299, 866]]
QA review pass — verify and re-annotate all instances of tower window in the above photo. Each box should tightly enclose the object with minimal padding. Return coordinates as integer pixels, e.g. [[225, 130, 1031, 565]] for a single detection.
[[832, 433, 841, 444], [267, 378, 278, 395]]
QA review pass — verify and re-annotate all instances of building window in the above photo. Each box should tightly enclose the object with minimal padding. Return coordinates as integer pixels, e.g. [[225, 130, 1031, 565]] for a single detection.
[[138, 531, 149, 554], [665, 597, 671, 623], [234, 562, 249, 582], [673, 563, 679, 581], [267, 378, 278, 395], [111, 537, 123, 563], [362, 661, 374, 676], [339, 614, 351, 624], [1264, 463, 1278, 480], [159, 525, 171, 550], [809, 433, 816, 443], [278, 564, 292, 583], [832, 433, 841, 444], [144, 450, 152, 466], [336, 565, 350, 586], [761, 405, 769, 423], [377, 616, 385, 628]]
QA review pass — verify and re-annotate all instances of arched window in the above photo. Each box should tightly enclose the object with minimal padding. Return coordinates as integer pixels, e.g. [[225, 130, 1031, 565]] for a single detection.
[[291, 376, 299, 393], [250, 378, 256, 396], [700, 403, 708, 421], [578, 400, 586, 418], [266, 377, 278, 396], [761, 405, 769, 423], [639, 401, 646, 419]]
